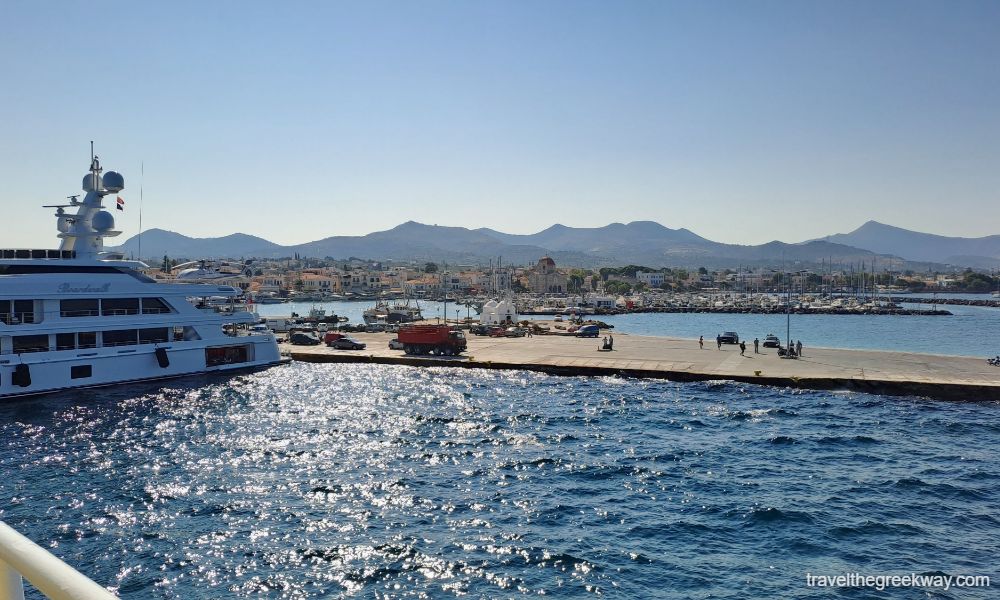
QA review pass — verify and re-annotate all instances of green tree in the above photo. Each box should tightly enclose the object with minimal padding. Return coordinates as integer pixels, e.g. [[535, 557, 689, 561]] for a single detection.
[[424, 262, 439, 273], [605, 280, 632, 295]]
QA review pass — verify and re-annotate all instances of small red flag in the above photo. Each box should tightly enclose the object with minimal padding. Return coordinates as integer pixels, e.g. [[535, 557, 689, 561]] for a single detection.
[[116, 196, 125, 211]]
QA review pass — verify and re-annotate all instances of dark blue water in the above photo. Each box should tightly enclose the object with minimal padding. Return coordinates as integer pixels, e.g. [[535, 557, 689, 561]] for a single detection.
[[1, 363, 997, 598]]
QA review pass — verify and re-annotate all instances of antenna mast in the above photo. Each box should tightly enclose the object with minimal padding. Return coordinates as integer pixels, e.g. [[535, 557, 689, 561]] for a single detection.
[[138, 161, 144, 260]]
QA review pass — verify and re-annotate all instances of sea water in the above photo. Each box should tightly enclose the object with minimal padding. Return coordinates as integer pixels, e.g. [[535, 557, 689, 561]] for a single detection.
[[1, 363, 997, 598]]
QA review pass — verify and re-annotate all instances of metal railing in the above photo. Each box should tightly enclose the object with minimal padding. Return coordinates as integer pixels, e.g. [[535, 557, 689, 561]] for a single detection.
[[0, 314, 36, 325], [0, 521, 117, 599]]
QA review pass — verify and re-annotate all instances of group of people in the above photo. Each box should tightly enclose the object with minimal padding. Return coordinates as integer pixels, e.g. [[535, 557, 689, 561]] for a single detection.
[[601, 334, 614, 351], [779, 339, 805, 358], [698, 335, 804, 357]]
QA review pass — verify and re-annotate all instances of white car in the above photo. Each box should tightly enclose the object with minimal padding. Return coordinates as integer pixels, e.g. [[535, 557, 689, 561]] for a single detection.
[[388, 338, 405, 350]]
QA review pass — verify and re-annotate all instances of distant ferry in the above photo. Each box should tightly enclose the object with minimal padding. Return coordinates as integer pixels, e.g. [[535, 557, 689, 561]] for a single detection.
[[0, 149, 284, 399]]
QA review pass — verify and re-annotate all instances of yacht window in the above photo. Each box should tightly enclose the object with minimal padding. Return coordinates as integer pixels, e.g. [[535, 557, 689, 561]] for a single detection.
[[102, 329, 138, 347], [141, 298, 171, 314], [13, 335, 49, 353], [0, 300, 9, 324], [56, 333, 76, 350], [101, 298, 140, 316], [13, 300, 34, 324], [139, 328, 170, 344], [206, 344, 250, 367], [78, 332, 97, 349], [71, 365, 92, 379], [61, 299, 100, 317]]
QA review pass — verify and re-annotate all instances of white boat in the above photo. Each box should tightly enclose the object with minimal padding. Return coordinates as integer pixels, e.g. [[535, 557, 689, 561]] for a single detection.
[[0, 149, 284, 399]]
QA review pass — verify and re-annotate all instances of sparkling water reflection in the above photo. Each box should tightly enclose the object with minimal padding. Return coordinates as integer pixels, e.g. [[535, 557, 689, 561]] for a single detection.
[[1, 363, 997, 598]]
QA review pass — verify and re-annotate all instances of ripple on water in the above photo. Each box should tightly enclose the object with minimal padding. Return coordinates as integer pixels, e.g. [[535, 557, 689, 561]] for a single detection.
[[0, 363, 997, 599]]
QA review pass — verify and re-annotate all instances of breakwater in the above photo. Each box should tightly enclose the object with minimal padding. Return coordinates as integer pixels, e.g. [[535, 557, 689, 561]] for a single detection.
[[889, 296, 1000, 308], [521, 306, 952, 316], [288, 333, 1000, 401]]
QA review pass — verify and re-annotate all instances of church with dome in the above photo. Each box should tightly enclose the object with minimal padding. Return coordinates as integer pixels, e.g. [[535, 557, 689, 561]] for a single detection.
[[528, 256, 568, 293]]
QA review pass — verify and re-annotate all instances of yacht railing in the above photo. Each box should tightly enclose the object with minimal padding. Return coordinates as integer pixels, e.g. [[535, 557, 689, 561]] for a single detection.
[[0, 521, 117, 599]]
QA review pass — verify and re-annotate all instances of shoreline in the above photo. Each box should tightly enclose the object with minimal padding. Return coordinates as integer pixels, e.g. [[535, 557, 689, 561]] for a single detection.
[[288, 332, 1000, 402]]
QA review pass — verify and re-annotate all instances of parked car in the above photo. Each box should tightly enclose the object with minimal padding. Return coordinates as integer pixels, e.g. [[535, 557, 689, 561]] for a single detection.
[[329, 336, 366, 350], [762, 334, 781, 348], [388, 338, 405, 350], [323, 331, 345, 345], [505, 327, 527, 337], [289, 332, 321, 346], [719, 331, 739, 344], [469, 325, 490, 336], [576, 324, 600, 338]]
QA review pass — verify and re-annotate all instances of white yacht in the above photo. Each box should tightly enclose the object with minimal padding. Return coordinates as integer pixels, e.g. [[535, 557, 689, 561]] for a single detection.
[[0, 150, 285, 399]]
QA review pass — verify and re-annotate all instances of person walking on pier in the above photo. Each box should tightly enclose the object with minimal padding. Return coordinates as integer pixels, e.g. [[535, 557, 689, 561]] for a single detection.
[[754, 337, 759, 354], [739, 340, 746, 356], [716, 335, 722, 350], [699, 335, 704, 349], [796, 340, 803, 357]]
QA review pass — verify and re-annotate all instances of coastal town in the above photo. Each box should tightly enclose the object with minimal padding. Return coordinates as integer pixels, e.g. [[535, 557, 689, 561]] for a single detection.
[[148, 253, 997, 315]]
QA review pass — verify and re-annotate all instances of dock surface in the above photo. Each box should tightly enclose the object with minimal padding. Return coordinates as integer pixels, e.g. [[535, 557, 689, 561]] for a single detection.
[[288, 333, 1000, 400]]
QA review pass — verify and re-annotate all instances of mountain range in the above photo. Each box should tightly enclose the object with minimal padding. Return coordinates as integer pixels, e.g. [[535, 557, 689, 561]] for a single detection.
[[816, 221, 1000, 268], [109, 220, 1000, 269]]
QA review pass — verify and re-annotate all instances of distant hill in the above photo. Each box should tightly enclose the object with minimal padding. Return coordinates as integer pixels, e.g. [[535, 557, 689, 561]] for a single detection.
[[817, 221, 1000, 266], [288, 222, 599, 266], [111, 220, 986, 269], [113, 229, 282, 259]]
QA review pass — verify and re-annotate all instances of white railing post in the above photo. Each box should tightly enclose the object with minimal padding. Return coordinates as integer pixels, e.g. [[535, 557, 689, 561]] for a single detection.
[[0, 522, 116, 599], [0, 559, 25, 600]]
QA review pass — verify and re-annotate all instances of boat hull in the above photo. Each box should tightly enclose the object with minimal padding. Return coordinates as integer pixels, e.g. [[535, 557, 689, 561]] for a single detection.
[[0, 336, 285, 400]]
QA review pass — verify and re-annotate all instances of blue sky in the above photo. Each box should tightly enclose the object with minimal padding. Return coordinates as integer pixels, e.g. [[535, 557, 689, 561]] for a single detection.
[[2, 0, 998, 248]]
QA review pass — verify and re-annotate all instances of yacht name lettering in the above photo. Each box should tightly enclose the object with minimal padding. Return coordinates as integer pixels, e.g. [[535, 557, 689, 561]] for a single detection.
[[58, 283, 111, 293]]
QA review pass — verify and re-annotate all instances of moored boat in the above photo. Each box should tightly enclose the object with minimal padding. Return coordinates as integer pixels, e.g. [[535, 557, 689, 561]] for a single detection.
[[0, 148, 285, 399]]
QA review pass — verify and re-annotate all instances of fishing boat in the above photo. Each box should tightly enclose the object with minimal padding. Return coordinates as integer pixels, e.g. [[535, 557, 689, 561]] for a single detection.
[[363, 298, 422, 324]]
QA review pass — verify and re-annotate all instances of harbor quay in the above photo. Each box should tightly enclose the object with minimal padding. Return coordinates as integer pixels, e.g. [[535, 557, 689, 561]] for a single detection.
[[287, 333, 1000, 401]]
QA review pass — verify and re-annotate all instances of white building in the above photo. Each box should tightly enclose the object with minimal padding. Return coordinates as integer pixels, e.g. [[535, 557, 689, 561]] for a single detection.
[[637, 272, 666, 288]]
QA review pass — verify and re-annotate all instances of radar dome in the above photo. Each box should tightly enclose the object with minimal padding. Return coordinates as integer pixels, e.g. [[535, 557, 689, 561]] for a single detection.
[[92, 210, 116, 232], [82, 173, 100, 192], [102, 171, 125, 192]]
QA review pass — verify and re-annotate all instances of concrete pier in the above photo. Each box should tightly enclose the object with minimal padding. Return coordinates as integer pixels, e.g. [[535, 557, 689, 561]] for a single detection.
[[288, 333, 1000, 401]]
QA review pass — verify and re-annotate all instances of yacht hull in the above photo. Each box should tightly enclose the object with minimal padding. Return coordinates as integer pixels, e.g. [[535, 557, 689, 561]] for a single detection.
[[0, 337, 285, 400]]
